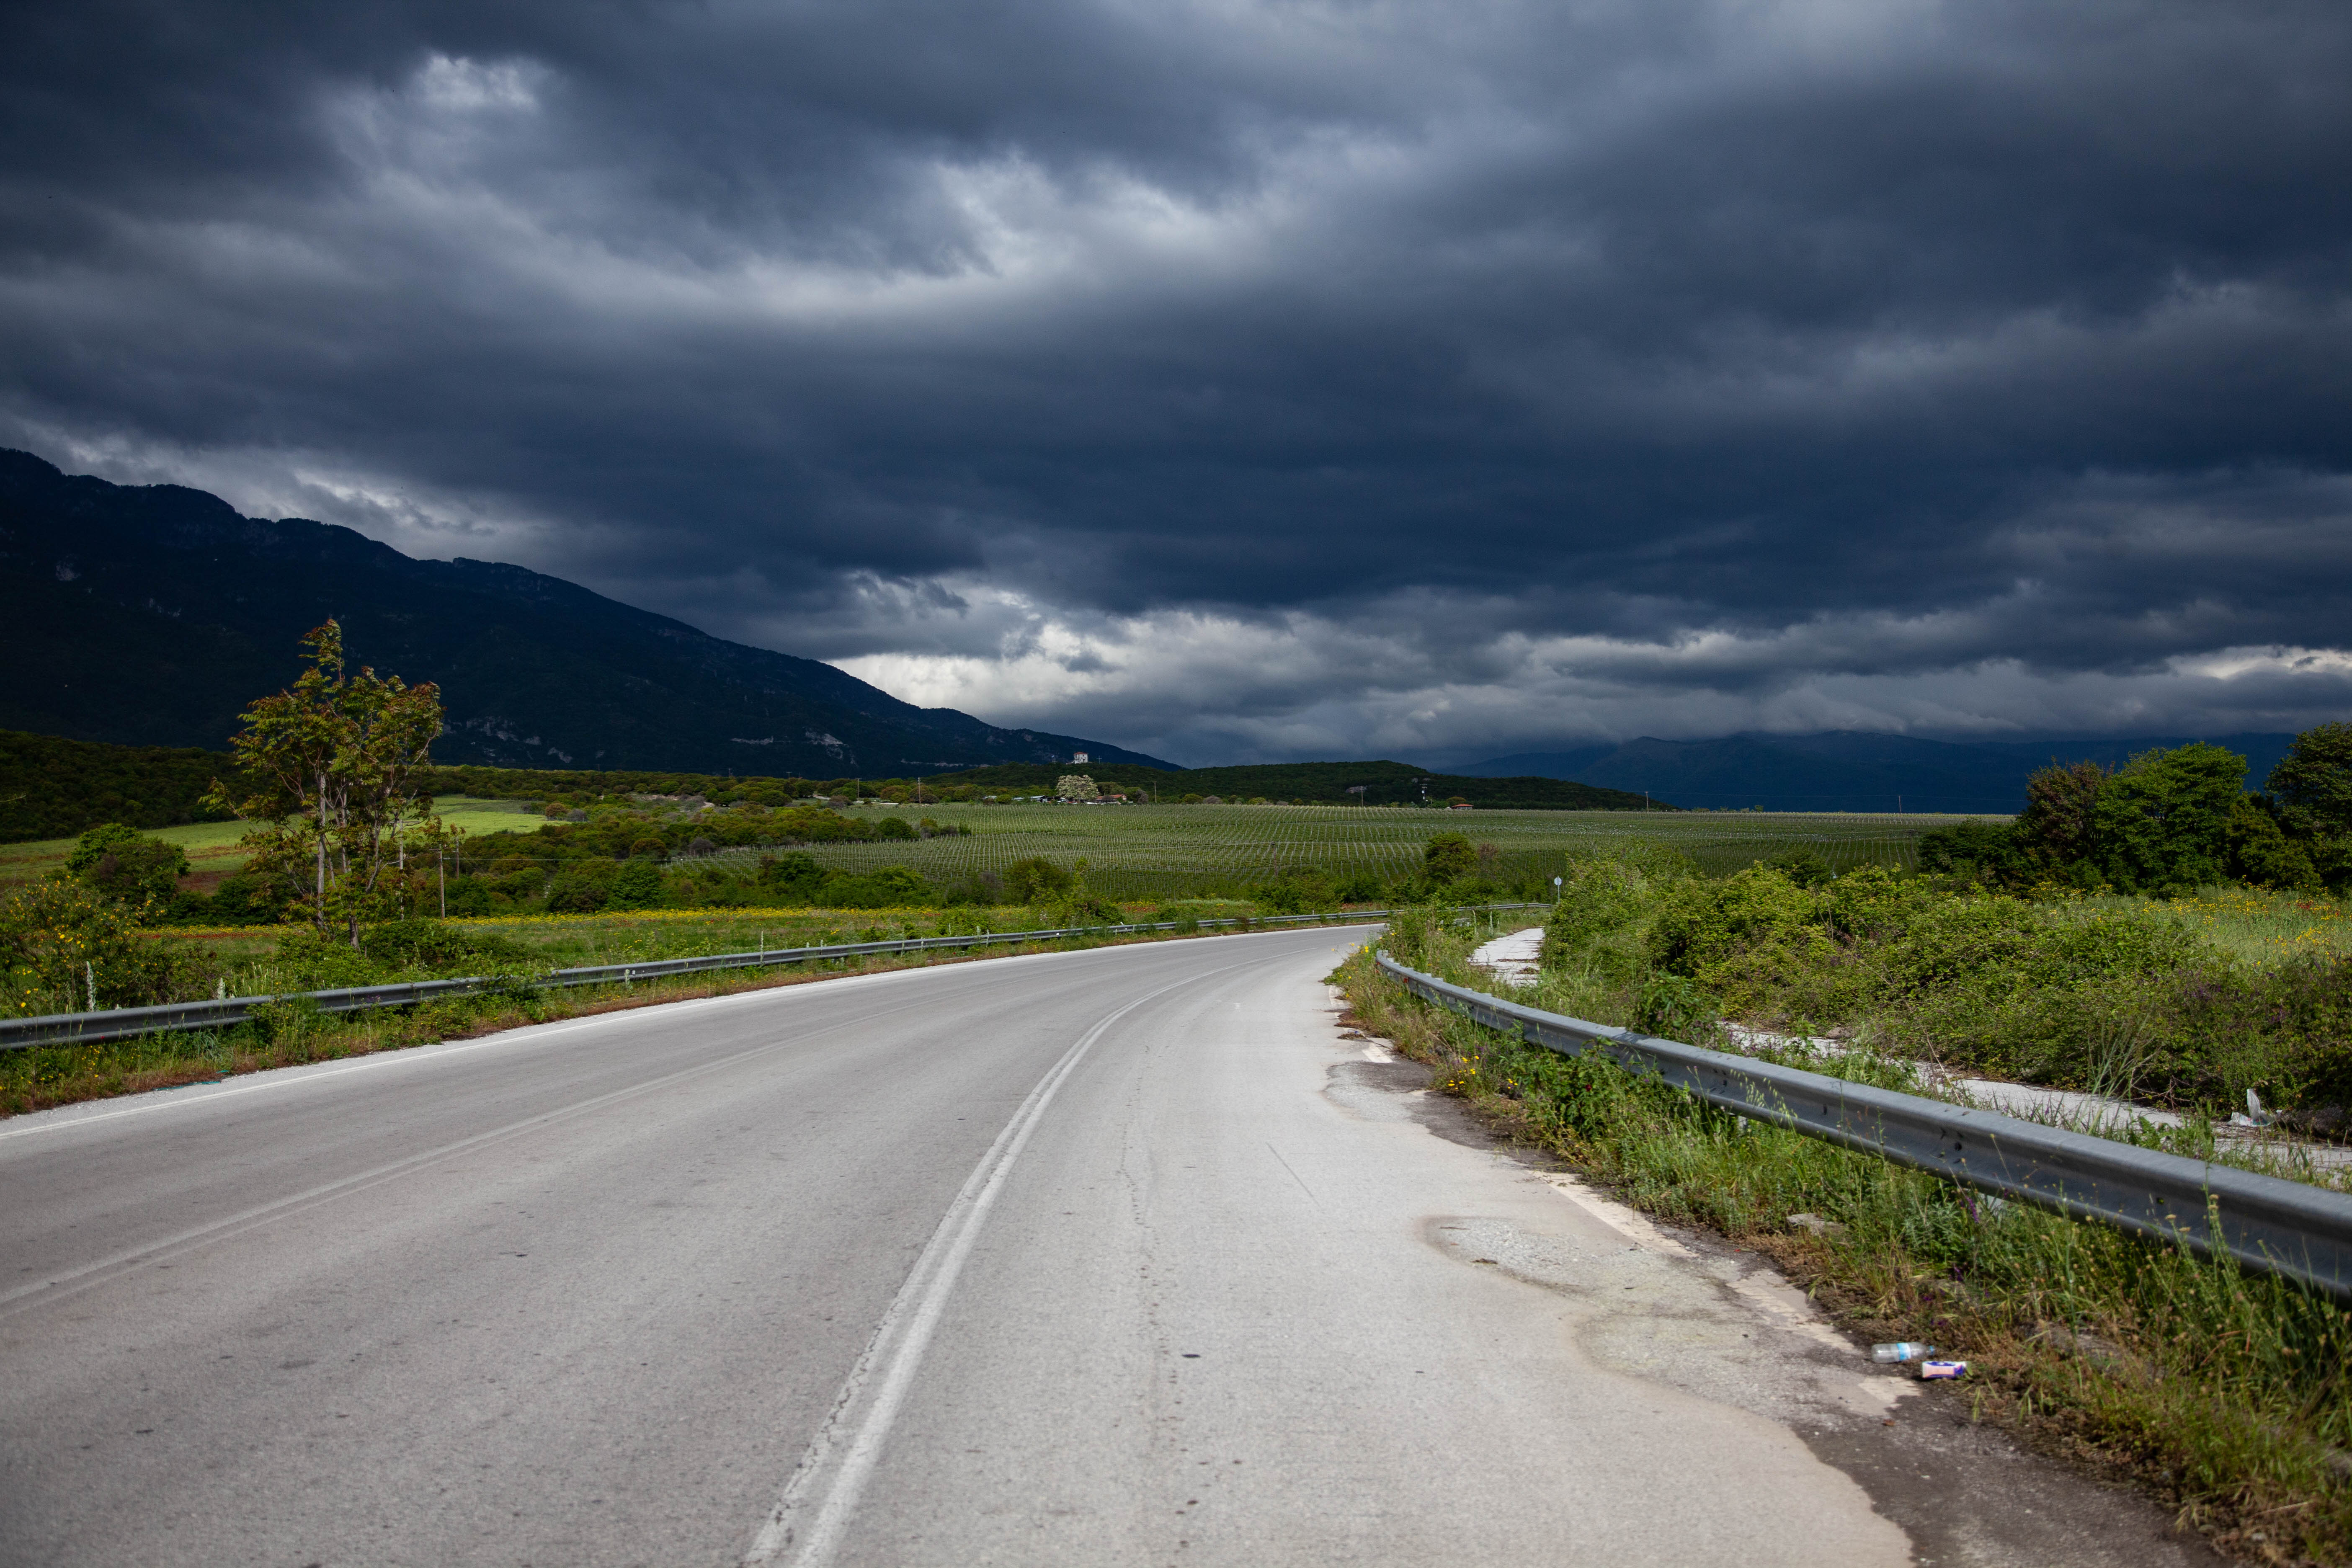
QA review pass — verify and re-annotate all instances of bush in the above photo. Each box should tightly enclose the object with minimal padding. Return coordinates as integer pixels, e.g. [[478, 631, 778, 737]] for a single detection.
[[545, 871, 611, 913], [821, 866, 931, 908], [0, 877, 193, 1014], [758, 851, 826, 903], [1424, 832, 1476, 885], [609, 858, 666, 910], [356, 919, 531, 974], [65, 822, 190, 907], [1002, 857, 1075, 903], [1255, 869, 1337, 915]]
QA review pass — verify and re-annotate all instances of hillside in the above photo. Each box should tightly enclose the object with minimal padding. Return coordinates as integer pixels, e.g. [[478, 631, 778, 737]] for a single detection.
[[0, 449, 1169, 778], [1454, 731, 2304, 812], [0, 730, 242, 842], [929, 760, 1664, 811]]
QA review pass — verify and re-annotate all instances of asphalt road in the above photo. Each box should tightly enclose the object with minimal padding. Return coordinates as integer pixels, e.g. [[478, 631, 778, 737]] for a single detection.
[[0, 928, 2213, 1566]]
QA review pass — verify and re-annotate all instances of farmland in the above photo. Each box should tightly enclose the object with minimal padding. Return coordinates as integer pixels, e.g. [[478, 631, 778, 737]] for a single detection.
[[4, 798, 1971, 903], [729, 802, 1969, 900]]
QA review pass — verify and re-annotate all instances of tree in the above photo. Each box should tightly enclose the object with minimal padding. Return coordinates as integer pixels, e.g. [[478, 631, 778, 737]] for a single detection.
[[2226, 796, 2322, 892], [2091, 743, 2245, 894], [2267, 722, 2352, 838], [1913, 819, 2025, 887], [1055, 774, 1099, 801], [2014, 760, 2107, 869], [205, 621, 446, 945], [1424, 832, 1477, 885]]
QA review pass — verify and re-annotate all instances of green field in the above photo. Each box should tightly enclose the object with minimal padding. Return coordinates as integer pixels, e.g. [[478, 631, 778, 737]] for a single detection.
[[703, 802, 1975, 900], [0, 797, 550, 891]]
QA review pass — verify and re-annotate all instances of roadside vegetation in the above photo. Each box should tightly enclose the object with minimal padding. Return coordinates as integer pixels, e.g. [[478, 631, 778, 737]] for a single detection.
[[1334, 729, 2352, 1560], [1345, 905, 2352, 1563]]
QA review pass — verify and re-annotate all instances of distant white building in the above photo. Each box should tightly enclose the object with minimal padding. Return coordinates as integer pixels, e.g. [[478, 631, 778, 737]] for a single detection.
[[1070, 751, 1090, 763]]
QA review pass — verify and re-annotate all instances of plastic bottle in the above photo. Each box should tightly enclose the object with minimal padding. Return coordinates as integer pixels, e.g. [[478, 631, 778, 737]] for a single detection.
[[1871, 1342, 1936, 1363]]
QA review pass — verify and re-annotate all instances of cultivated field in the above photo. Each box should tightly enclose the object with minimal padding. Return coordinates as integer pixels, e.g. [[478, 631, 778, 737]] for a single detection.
[[732, 802, 1975, 899]]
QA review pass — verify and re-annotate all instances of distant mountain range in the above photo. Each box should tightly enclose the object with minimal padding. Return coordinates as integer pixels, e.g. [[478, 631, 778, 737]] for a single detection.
[[0, 449, 1170, 777], [1452, 732, 2307, 814]]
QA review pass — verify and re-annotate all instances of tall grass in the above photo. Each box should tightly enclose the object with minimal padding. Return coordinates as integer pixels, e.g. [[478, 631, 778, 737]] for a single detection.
[[1355, 913, 2352, 1561]]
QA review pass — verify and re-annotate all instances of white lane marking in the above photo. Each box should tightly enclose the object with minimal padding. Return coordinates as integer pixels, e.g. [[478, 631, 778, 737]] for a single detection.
[[744, 965, 1241, 1568]]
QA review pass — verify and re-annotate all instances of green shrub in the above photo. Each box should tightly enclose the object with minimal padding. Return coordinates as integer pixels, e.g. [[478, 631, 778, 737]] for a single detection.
[[1001, 857, 1075, 903], [1424, 832, 1476, 885], [64, 822, 190, 907], [1255, 869, 1337, 914], [821, 866, 932, 908], [1, 877, 195, 1014]]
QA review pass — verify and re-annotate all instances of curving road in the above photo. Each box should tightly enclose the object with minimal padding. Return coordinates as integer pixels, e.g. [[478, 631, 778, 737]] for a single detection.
[[1, 928, 2210, 1566]]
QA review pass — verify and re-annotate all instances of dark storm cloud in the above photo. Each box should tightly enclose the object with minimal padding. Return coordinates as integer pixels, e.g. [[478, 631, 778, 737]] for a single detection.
[[3, 0, 2349, 761]]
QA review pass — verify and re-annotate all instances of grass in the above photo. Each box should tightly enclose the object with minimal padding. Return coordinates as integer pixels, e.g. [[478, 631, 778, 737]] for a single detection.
[[1351, 912, 2352, 1563], [0, 795, 551, 892], [2093, 886, 2352, 970]]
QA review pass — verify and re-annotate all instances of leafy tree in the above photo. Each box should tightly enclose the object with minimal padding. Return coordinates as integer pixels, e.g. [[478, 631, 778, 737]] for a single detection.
[[1914, 820, 2027, 888], [1424, 832, 1477, 885], [205, 621, 447, 945], [64, 822, 190, 907], [608, 858, 666, 910], [2091, 743, 2245, 894], [2226, 796, 2322, 892], [2267, 722, 2352, 838], [757, 852, 826, 903], [2014, 760, 2107, 869]]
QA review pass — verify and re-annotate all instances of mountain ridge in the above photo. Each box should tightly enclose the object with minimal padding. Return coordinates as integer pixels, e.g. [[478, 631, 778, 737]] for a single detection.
[[0, 449, 1171, 776]]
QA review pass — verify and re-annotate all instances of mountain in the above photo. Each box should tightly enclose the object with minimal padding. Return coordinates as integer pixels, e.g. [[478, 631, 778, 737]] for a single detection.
[[0, 449, 1171, 777], [1453, 731, 2306, 813], [928, 760, 1663, 811]]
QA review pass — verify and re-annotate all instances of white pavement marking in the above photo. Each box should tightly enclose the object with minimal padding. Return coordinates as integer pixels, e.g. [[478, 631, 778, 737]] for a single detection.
[[743, 964, 1243, 1568]]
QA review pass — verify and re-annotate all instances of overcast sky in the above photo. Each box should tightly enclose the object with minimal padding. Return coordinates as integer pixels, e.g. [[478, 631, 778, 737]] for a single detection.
[[5, 0, 2349, 765]]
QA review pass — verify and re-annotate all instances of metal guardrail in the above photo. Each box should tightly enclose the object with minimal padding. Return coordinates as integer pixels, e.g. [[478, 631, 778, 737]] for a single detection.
[[1, 904, 1541, 1053], [1376, 951, 2352, 1302]]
